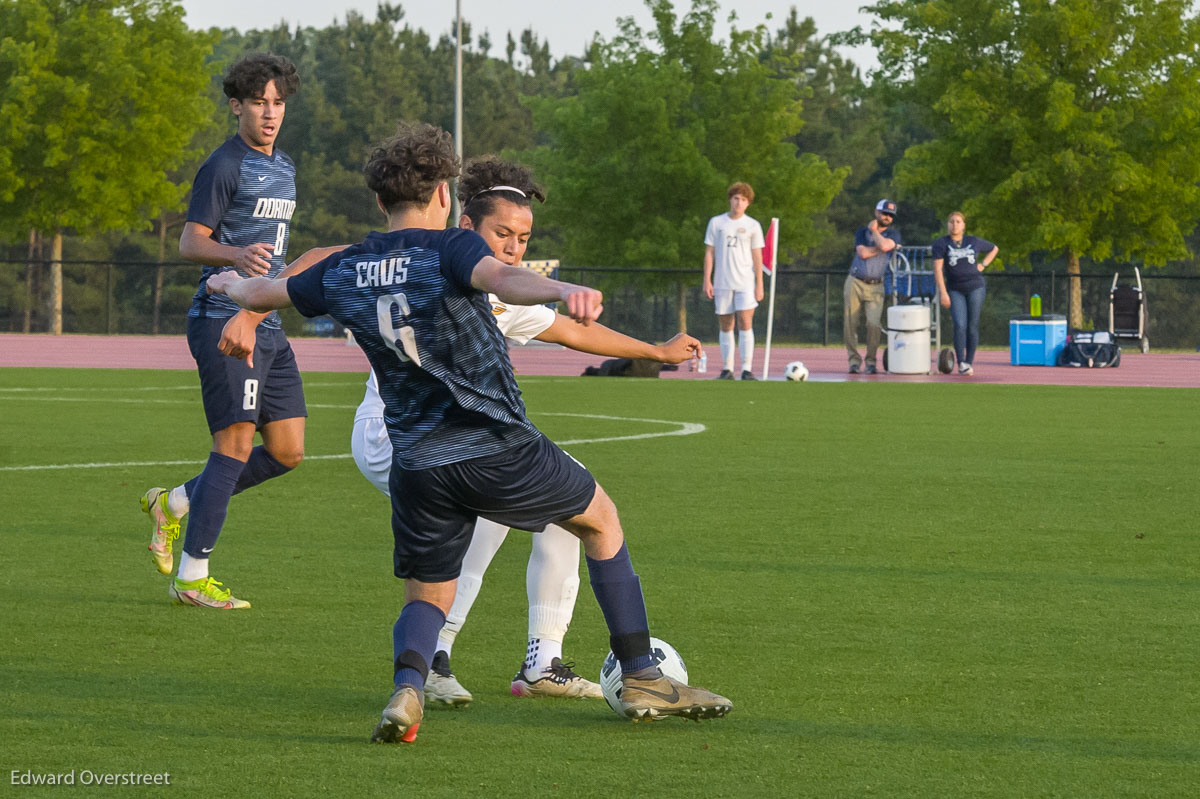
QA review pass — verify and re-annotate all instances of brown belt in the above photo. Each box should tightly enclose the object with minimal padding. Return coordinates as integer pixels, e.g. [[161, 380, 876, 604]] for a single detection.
[[854, 276, 882, 284]]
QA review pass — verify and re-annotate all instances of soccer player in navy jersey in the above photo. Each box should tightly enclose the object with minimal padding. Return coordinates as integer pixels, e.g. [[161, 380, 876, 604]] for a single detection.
[[206, 123, 731, 741], [351, 157, 702, 706], [140, 54, 336, 609]]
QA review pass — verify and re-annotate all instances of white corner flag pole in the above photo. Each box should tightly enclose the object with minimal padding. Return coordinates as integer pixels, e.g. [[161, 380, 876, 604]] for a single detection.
[[760, 217, 780, 380]]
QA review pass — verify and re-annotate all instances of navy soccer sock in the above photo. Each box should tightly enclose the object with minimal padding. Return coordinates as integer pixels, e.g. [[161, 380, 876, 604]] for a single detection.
[[181, 452, 244, 560], [392, 600, 447, 690], [586, 541, 654, 673], [184, 446, 292, 500]]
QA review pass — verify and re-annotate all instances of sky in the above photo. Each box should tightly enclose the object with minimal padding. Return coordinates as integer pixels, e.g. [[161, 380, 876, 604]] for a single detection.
[[178, 1, 883, 75]]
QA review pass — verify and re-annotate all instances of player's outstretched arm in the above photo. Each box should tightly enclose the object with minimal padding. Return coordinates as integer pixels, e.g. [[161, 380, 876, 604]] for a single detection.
[[216, 246, 347, 363], [206, 272, 293, 313], [280, 246, 346, 279], [470, 256, 603, 324], [537, 317, 700, 363]]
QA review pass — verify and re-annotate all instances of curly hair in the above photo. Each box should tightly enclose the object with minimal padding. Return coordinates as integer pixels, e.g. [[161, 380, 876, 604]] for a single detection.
[[728, 182, 754, 203], [458, 156, 546, 227], [223, 54, 300, 101], [365, 124, 461, 212]]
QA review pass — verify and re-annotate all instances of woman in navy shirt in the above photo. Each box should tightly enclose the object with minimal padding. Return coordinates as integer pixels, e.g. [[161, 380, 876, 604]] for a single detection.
[[932, 211, 999, 375]]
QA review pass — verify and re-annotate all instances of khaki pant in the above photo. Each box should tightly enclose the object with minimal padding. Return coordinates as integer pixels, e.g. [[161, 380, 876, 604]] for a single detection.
[[844, 275, 884, 367]]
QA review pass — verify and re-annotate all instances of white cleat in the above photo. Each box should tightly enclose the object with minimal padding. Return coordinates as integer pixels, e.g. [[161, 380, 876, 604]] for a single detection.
[[424, 651, 472, 706], [510, 657, 604, 699]]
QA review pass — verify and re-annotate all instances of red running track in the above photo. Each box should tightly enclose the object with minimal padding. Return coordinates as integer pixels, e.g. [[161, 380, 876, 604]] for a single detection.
[[0, 333, 1196, 389]]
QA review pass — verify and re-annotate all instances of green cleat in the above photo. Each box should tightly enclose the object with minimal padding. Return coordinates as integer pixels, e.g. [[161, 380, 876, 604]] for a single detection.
[[169, 576, 250, 609], [141, 487, 180, 575]]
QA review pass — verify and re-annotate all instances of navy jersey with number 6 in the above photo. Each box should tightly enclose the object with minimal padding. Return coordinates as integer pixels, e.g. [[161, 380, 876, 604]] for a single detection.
[[187, 135, 297, 329], [287, 228, 540, 469]]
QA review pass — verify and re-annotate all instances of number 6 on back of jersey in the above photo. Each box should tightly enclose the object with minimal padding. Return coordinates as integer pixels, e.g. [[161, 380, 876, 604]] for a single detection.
[[377, 293, 421, 365]]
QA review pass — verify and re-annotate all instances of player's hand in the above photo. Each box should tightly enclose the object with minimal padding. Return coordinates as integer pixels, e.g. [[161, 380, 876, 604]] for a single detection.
[[219, 311, 258, 367], [703, 280, 714, 300], [868, 219, 879, 232], [205, 270, 242, 296], [234, 242, 275, 276], [940, 293, 951, 308], [561, 286, 603, 325], [656, 333, 701, 363], [755, 283, 764, 303]]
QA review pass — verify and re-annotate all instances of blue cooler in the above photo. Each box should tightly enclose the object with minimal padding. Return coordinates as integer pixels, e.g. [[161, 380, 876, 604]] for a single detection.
[[1009, 314, 1067, 365]]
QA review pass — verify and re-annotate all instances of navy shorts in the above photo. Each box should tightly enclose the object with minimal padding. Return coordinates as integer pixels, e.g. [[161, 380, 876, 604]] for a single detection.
[[389, 433, 597, 582], [187, 316, 307, 434]]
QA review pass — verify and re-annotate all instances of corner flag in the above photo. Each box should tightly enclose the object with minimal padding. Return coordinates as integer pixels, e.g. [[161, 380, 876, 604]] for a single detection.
[[762, 219, 777, 274]]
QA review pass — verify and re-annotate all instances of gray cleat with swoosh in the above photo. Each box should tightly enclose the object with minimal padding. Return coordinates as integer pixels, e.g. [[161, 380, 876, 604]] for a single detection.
[[618, 672, 732, 721]]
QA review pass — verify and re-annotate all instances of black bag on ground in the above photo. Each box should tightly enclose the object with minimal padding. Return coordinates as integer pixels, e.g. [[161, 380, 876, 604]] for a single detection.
[[1060, 331, 1121, 368], [582, 357, 662, 378]]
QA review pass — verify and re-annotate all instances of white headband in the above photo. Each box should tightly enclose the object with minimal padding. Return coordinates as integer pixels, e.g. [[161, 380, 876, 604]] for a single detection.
[[466, 185, 527, 206]]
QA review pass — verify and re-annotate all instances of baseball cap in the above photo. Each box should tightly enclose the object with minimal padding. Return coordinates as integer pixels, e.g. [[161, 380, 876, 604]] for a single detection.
[[875, 199, 898, 217]]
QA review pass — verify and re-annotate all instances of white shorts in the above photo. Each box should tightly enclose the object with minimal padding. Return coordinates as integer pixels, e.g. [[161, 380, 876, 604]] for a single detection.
[[351, 416, 392, 495], [713, 289, 758, 315]]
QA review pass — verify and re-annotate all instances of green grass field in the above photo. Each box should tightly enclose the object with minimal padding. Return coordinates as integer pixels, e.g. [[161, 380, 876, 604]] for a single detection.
[[1, 368, 1197, 797]]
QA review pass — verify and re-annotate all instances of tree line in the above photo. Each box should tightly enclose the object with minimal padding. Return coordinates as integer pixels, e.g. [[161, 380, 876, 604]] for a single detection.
[[2, 0, 1198, 335]]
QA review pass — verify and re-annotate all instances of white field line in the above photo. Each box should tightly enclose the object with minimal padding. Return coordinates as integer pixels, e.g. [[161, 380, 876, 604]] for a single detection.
[[0, 411, 705, 472]]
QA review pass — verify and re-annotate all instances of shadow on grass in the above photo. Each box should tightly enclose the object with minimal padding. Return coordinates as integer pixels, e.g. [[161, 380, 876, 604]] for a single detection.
[[725, 559, 1200, 592], [783, 718, 1200, 763]]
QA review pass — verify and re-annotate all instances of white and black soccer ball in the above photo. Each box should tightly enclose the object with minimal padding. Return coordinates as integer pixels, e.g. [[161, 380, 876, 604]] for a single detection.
[[600, 637, 689, 715], [784, 361, 810, 382]]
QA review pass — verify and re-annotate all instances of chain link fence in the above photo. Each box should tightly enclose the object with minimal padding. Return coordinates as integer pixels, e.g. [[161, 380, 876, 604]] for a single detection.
[[3, 258, 1198, 350]]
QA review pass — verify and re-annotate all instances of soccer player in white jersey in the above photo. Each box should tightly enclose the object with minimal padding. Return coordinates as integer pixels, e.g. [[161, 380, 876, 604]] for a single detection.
[[352, 157, 700, 704], [702, 182, 765, 380], [206, 123, 732, 741]]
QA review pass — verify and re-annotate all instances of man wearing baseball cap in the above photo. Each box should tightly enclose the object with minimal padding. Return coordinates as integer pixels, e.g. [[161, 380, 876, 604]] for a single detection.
[[844, 199, 901, 374]]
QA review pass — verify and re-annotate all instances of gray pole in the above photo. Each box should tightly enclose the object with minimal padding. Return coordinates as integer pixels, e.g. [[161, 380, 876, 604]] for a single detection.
[[452, 0, 463, 224]]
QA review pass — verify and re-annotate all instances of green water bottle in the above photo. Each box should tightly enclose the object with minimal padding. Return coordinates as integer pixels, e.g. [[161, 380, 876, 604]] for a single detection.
[[1030, 294, 1042, 317]]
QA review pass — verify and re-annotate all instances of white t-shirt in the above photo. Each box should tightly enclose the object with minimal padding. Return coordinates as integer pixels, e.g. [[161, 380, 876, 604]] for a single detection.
[[355, 296, 556, 421], [704, 212, 764, 292]]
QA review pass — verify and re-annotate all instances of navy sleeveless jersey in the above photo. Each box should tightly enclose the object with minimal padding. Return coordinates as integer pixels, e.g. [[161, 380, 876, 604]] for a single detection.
[[287, 228, 541, 469], [186, 135, 297, 329]]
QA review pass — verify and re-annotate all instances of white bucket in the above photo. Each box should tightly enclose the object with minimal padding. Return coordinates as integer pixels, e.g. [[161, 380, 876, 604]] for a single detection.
[[886, 304, 931, 374]]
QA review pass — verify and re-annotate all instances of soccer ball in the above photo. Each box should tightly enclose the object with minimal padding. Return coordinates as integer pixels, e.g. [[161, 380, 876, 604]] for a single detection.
[[784, 361, 809, 381], [600, 637, 689, 716]]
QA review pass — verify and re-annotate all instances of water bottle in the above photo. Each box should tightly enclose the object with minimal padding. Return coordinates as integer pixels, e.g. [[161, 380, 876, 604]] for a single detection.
[[698, 352, 708, 373], [1030, 294, 1042, 317]]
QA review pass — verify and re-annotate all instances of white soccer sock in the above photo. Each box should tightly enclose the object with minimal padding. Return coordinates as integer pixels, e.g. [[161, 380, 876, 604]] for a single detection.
[[436, 518, 510, 655], [168, 485, 190, 518], [523, 636, 564, 677], [738, 329, 755, 373], [719, 330, 735, 371], [177, 552, 208, 582], [522, 524, 579, 676]]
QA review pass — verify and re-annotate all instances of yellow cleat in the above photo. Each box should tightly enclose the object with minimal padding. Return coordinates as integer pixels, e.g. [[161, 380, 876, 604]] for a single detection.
[[141, 487, 180, 575], [169, 576, 250, 609]]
